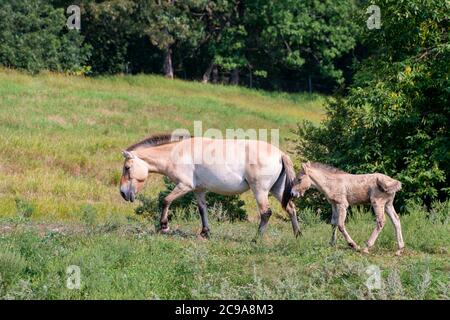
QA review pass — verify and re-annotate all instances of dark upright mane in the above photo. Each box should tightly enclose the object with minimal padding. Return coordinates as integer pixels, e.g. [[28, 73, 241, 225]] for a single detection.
[[126, 133, 190, 151], [309, 162, 347, 174]]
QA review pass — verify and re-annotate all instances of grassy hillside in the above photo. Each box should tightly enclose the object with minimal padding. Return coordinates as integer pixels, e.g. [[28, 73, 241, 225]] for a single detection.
[[0, 68, 325, 220]]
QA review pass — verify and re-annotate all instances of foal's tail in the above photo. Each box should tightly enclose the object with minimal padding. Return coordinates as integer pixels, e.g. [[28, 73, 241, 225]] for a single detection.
[[377, 176, 402, 194], [281, 153, 296, 209]]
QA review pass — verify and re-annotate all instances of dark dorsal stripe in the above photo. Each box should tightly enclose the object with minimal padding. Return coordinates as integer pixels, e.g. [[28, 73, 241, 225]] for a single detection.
[[126, 133, 190, 151], [309, 162, 347, 174]]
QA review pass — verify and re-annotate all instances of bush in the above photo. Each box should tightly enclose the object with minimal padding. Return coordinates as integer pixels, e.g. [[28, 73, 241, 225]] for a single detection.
[[0, 0, 91, 74]]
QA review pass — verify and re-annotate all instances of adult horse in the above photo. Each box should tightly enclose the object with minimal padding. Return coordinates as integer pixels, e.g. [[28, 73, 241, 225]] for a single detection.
[[119, 133, 299, 239]]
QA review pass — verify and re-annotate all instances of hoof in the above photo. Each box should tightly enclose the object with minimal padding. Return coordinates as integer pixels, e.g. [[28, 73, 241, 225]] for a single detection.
[[395, 248, 404, 256], [199, 230, 210, 239], [349, 243, 360, 251], [251, 237, 260, 244], [196, 234, 208, 241], [362, 247, 370, 254], [159, 226, 170, 234], [294, 230, 302, 239]]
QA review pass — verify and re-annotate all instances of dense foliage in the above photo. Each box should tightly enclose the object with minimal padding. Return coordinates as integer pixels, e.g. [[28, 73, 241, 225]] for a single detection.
[[1, 0, 362, 92], [295, 0, 449, 208], [0, 0, 90, 74]]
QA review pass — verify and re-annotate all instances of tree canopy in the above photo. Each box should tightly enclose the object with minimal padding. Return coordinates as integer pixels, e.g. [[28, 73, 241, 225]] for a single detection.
[[1, 0, 362, 91]]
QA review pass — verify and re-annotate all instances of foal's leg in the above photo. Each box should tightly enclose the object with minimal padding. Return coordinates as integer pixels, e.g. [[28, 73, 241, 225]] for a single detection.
[[385, 199, 405, 256], [330, 204, 339, 246], [285, 200, 301, 238], [363, 201, 386, 254], [159, 183, 192, 232], [337, 204, 359, 250], [194, 191, 210, 239]]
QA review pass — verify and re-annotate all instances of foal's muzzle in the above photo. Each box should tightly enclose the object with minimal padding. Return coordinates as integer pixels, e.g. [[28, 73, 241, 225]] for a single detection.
[[291, 190, 301, 198]]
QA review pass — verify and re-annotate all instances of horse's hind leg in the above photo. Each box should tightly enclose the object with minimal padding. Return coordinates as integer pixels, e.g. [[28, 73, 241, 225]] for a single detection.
[[252, 190, 271, 239], [194, 191, 210, 239], [286, 200, 301, 238], [363, 201, 386, 254], [385, 199, 405, 256], [271, 188, 300, 238], [159, 183, 192, 233]]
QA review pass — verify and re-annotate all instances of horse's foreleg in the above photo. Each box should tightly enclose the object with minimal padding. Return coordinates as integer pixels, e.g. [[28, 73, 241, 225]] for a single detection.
[[159, 183, 192, 233], [363, 202, 386, 253], [385, 200, 404, 256], [337, 204, 359, 250], [195, 191, 210, 239]]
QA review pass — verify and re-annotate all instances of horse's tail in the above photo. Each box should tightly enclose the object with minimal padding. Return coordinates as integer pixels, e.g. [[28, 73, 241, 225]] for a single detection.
[[377, 176, 402, 194], [281, 153, 296, 209]]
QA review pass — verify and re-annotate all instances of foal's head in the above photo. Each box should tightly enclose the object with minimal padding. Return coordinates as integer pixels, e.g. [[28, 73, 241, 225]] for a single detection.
[[119, 151, 149, 202], [291, 162, 313, 197]]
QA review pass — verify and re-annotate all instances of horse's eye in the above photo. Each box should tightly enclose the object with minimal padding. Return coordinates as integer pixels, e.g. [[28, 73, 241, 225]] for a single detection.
[[124, 165, 131, 171]]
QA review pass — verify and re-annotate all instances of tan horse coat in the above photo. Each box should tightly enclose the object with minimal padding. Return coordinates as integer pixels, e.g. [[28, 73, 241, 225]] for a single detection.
[[120, 134, 299, 238]]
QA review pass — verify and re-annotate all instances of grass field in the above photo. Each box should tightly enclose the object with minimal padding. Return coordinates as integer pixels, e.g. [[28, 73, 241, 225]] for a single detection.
[[0, 69, 448, 300]]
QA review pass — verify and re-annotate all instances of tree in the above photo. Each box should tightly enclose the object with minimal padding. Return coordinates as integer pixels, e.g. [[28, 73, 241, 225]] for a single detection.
[[244, 0, 359, 89], [81, 0, 137, 74], [200, 0, 247, 84], [296, 0, 449, 208], [0, 0, 91, 74], [136, 0, 206, 79]]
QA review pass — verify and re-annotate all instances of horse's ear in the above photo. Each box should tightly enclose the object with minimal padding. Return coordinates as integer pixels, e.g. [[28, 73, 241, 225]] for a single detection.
[[122, 150, 134, 159]]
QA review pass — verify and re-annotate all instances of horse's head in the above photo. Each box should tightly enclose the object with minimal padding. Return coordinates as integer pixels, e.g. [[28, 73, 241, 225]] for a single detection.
[[119, 150, 149, 202], [291, 162, 312, 197]]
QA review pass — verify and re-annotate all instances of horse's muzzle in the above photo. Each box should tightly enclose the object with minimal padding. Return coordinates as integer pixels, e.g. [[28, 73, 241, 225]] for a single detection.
[[120, 186, 135, 202]]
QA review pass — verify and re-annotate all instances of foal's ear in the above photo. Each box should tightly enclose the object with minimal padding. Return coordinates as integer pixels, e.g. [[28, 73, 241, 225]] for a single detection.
[[301, 162, 309, 173], [122, 150, 135, 159]]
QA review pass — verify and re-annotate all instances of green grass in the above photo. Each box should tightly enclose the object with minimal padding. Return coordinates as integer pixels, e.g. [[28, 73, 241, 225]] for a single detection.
[[0, 69, 448, 300], [0, 203, 448, 299]]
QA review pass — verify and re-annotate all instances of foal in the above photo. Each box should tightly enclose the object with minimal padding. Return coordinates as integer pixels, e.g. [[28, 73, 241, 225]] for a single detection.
[[291, 162, 405, 255]]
